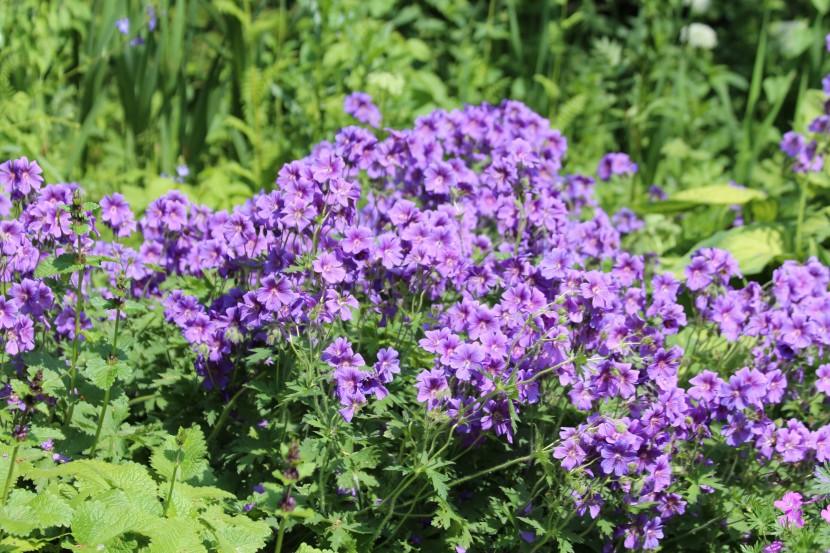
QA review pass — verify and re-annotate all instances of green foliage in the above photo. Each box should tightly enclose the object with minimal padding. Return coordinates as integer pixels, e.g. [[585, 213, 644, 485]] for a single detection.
[[0, 429, 269, 552]]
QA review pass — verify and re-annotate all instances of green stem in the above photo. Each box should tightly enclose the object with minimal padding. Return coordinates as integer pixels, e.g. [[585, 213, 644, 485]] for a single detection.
[[90, 387, 111, 457], [90, 305, 122, 457], [446, 452, 535, 489], [274, 515, 287, 553], [64, 268, 84, 426], [163, 462, 179, 517], [128, 393, 160, 406], [1, 444, 20, 506], [795, 175, 808, 258], [207, 374, 265, 444]]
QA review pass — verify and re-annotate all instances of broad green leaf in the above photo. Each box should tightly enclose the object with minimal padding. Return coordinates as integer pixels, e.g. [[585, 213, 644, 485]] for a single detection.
[[33, 253, 84, 278], [151, 426, 209, 483], [642, 185, 767, 215], [147, 517, 206, 553], [200, 507, 271, 553], [82, 357, 130, 390], [71, 493, 135, 546], [665, 224, 785, 277]]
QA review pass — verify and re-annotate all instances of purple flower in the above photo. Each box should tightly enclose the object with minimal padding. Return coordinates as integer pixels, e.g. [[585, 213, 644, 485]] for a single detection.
[[310, 152, 345, 183], [448, 343, 484, 380], [373, 348, 400, 383], [415, 368, 448, 410], [312, 252, 346, 284], [424, 162, 457, 195], [182, 313, 214, 344], [597, 152, 637, 181], [116, 18, 130, 35], [0, 157, 44, 197], [817, 364, 830, 394], [580, 271, 616, 310], [648, 455, 672, 492], [344, 92, 382, 128], [325, 290, 359, 321], [780, 131, 806, 157], [553, 438, 585, 471], [341, 226, 373, 254], [256, 275, 296, 311], [641, 517, 663, 550], [147, 6, 157, 32], [599, 437, 637, 476], [6, 316, 35, 355], [774, 491, 804, 528], [0, 298, 18, 329]]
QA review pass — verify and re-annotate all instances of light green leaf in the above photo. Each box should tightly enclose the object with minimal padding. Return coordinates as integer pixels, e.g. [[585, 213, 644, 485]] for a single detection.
[[665, 224, 785, 277], [151, 426, 209, 483], [671, 184, 766, 205], [147, 517, 206, 553]]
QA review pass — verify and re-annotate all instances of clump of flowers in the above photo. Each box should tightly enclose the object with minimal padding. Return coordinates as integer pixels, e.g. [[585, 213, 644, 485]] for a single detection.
[[7, 39, 830, 551]]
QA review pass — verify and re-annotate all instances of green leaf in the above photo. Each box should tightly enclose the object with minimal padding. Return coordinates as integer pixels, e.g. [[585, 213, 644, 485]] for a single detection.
[[297, 544, 335, 553], [638, 185, 767, 214], [72, 222, 91, 235], [33, 253, 84, 278], [200, 507, 271, 553], [813, 0, 830, 13], [31, 459, 156, 497], [147, 517, 206, 553], [425, 467, 449, 500], [82, 356, 130, 390], [671, 185, 767, 205], [151, 426, 209, 483], [665, 224, 785, 277], [71, 493, 137, 546]]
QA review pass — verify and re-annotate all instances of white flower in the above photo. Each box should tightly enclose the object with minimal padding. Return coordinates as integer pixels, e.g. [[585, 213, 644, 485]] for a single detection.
[[680, 23, 717, 50], [683, 0, 711, 15]]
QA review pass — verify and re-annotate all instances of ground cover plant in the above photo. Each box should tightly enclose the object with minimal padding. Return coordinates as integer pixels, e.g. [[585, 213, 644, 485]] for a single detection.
[[7, 2, 830, 553], [4, 51, 830, 550]]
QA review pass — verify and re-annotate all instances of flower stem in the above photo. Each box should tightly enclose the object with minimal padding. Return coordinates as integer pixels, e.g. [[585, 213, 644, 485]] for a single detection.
[[65, 258, 84, 426], [90, 305, 122, 457], [89, 387, 111, 457], [1, 444, 20, 506], [274, 516, 287, 553], [163, 462, 179, 517], [795, 174, 808, 258]]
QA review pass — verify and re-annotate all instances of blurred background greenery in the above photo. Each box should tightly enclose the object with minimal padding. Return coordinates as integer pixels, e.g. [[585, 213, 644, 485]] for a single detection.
[[3, 0, 830, 271]]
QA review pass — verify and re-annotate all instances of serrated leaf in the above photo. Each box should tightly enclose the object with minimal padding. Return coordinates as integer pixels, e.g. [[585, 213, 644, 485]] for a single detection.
[[425, 467, 449, 500], [147, 517, 206, 553], [200, 508, 271, 553], [31, 460, 157, 496], [71, 493, 135, 546], [72, 223, 90, 235], [33, 253, 83, 278], [151, 426, 209, 483], [82, 357, 130, 390]]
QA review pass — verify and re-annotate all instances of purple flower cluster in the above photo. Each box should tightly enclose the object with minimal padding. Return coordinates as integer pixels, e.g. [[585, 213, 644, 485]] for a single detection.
[[326, 339, 400, 421], [6, 89, 830, 549], [597, 152, 638, 181], [105, 97, 830, 548], [344, 92, 382, 128]]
